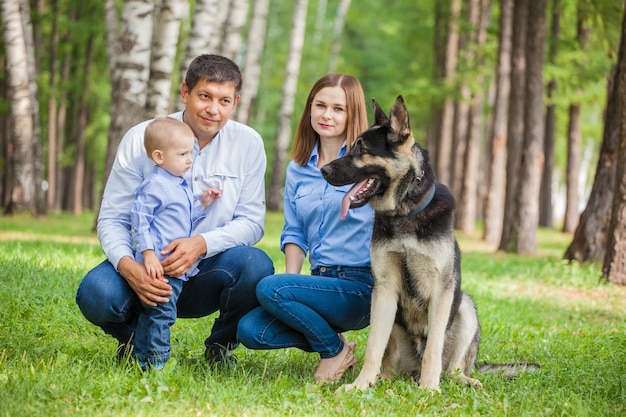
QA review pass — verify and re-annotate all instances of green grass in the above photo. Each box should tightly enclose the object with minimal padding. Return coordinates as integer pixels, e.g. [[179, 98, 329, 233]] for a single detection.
[[1, 211, 625, 416]]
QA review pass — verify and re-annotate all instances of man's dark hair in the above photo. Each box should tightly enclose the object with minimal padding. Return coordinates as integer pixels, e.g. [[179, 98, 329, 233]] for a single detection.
[[185, 54, 242, 96]]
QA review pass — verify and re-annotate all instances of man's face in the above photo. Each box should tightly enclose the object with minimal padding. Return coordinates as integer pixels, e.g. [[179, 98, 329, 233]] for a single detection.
[[181, 79, 240, 144]]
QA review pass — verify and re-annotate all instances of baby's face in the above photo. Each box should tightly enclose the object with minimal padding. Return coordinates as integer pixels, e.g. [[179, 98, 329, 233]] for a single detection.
[[159, 133, 194, 177]]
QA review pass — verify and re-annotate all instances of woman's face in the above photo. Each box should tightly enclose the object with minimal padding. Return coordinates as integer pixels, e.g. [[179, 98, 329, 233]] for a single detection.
[[310, 86, 348, 143]]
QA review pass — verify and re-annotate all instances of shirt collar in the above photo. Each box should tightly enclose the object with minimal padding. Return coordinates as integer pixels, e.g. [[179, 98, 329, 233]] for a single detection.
[[152, 165, 187, 186], [308, 141, 348, 167]]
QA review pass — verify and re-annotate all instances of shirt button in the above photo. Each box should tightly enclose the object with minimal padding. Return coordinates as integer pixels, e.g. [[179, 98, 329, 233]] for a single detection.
[[320, 266, 327, 272]]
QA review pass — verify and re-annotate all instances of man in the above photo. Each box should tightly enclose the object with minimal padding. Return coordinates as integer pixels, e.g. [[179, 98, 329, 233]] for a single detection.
[[76, 54, 274, 364]]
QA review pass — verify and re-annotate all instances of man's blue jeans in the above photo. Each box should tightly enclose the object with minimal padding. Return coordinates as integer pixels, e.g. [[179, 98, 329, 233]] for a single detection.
[[76, 246, 274, 351], [237, 266, 373, 359]]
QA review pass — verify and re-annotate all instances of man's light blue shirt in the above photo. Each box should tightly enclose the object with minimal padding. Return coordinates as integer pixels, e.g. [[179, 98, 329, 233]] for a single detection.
[[281, 143, 374, 271], [98, 112, 267, 273]]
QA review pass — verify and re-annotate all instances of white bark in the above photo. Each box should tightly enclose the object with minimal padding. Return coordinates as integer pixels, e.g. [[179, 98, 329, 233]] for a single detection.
[[208, 0, 231, 54], [1, 0, 36, 212], [177, 0, 217, 110], [267, 0, 309, 210], [221, 0, 250, 62], [327, 0, 351, 73], [146, 0, 186, 117], [235, 0, 269, 124], [103, 0, 155, 189]]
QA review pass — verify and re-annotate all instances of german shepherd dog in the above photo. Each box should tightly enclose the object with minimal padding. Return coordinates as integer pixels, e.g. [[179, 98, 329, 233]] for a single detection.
[[321, 96, 482, 391]]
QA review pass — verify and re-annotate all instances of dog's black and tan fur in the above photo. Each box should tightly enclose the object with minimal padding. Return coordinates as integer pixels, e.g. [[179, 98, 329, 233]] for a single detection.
[[321, 96, 482, 391]]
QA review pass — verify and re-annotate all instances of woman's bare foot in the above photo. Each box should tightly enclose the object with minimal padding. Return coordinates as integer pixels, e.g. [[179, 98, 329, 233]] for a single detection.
[[314, 340, 358, 383]]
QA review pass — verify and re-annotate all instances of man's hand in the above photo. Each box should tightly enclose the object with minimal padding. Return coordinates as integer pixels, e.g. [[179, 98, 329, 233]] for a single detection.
[[118, 256, 172, 306], [161, 235, 206, 277]]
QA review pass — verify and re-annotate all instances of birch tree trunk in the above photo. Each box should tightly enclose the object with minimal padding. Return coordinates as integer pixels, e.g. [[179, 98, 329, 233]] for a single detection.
[[235, 0, 269, 124], [267, 0, 308, 211], [177, 0, 217, 111], [1, 0, 36, 214], [145, 0, 186, 118], [513, 0, 547, 255], [499, 0, 528, 252], [327, 0, 351, 73], [102, 0, 155, 190], [221, 0, 250, 62], [210, 0, 234, 56], [483, 0, 513, 245], [603, 4, 626, 286]]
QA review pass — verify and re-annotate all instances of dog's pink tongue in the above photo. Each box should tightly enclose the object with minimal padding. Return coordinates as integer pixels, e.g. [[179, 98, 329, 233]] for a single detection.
[[340, 179, 368, 220]]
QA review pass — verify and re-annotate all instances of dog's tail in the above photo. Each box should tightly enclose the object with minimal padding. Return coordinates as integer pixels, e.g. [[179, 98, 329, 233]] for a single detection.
[[476, 363, 540, 379]]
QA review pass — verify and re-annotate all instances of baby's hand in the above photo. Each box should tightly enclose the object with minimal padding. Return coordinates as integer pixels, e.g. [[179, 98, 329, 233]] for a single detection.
[[142, 250, 164, 279], [200, 188, 222, 208]]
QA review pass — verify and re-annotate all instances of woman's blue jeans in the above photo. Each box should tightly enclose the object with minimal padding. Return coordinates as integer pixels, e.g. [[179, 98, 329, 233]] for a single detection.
[[76, 246, 274, 352], [237, 266, 373, 359]]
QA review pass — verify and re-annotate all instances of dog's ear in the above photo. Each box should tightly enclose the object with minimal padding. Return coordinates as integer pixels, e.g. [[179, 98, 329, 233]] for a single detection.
[[390, 95, 411, 140], [372, 98, 388, 126], [389, 95, 415, 154]]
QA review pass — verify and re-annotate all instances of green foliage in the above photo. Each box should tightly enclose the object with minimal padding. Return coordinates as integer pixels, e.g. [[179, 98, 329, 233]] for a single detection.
[[0, 212, 624, 416], [3, 0, 623, 212]]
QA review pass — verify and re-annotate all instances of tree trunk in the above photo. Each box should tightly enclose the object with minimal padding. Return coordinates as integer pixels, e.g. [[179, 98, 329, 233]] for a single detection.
[[483, 0, 513, 245], [429, 2, 446, 160], [177, 0, 217, 111], [72, 34, 95, 215], [235, 0, 269, 124], [55, 32, 72, 211], [540, 0, 560, 228], [102, 0, 155, 192], [499, 0, 528, 252], [104, 0, 118, 83], [21, 0, 45, 214], [46, 0, 60, 212], [436, 0, 461, 187], [209, 0, 230, 55], [0, 55, 11, 208], [267, 0, 308, 211], [1, 0, 36, 214], [220, 0, 249, 61], [563, 7, 589, 233], [145, 0, 185, 118], [603, 5, 626, 286], [563, 103, 582, 232], [327, 0, 351, 73], [513, 0, 547, 255], [457, 0, 490, 233]]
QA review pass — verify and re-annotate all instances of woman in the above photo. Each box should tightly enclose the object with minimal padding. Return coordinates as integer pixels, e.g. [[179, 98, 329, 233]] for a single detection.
[[237, 74, 374, 383]]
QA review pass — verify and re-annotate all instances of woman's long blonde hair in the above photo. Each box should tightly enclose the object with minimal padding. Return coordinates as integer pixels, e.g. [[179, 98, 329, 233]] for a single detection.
[[291, 74, 369, 166]]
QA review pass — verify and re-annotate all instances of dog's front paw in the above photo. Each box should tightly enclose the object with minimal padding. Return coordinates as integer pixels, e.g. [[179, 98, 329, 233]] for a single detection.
[[418, 376, 441, 393], [336, 376, 375, 393]]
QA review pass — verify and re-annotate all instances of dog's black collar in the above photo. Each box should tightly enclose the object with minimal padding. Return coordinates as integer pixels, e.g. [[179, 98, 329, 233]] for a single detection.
[[403, 183, 436, 217]]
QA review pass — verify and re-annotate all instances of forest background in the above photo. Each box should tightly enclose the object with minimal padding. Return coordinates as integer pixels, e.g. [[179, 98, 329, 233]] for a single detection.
[[2, 0, 626, 281]]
